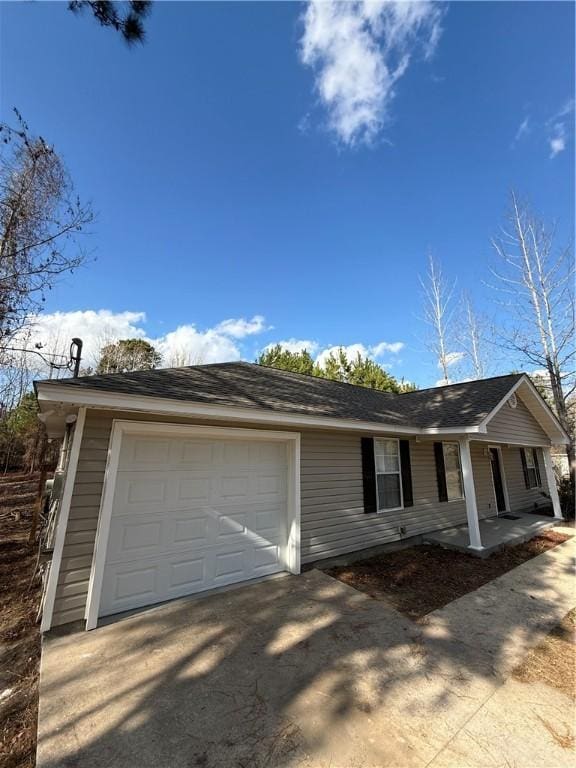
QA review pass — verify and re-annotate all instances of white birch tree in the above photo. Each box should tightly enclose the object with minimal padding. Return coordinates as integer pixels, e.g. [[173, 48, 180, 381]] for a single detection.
[[490, 192, 575, 481], [455, 293, 493, 380], [419, 254, 457, 384]]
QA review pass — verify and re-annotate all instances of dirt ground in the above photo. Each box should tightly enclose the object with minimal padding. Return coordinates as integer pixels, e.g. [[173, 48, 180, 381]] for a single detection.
[[513, 608, 576, 700], [326, 529, 572, 620], [0, 474, 43, 768]]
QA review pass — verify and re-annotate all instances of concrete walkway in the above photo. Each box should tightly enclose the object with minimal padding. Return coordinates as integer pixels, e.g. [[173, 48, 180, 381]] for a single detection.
[[425, 511, 557, 556], [38, 535, 575, 768]]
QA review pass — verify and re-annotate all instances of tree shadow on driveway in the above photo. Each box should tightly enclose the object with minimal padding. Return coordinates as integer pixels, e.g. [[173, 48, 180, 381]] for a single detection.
[[37, 538, 575, 768]]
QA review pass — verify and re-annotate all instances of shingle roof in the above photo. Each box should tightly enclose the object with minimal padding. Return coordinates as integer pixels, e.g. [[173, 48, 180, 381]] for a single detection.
[[35, 362, 525, 430]]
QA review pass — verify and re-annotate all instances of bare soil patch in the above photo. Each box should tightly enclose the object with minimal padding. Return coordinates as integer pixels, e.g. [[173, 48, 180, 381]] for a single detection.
[[0, 474, 42, 768], [513, 608, 575, 700], [326, 529, 571, 620]]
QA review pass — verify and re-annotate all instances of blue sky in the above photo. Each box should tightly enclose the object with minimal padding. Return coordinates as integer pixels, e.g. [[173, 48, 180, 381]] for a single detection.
[[1, 1, 574, 386]]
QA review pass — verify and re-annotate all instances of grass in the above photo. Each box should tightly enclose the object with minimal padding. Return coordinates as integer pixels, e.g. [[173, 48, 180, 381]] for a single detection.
[[513, 608, 575, 700]]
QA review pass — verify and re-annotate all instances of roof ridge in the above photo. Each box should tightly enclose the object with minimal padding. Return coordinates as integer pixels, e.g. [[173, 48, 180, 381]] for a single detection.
[[398, 372, 525, 397]]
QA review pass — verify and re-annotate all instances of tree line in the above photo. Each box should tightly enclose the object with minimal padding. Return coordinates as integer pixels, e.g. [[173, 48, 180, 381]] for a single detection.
[[256, 345, 416, 393]]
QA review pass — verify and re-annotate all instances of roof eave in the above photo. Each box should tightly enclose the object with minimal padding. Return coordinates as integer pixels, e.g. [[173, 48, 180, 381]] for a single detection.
[[35, 381, 487, 436]]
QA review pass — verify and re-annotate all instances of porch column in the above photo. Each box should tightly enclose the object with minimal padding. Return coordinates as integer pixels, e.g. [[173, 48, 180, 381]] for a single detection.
[[542, 447, 564, 520], [459, 438, 484, 551]]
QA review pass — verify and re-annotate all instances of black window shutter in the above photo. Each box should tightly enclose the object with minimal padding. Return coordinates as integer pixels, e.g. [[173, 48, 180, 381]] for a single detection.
[[520, 448, 530, 488], [361, 437, 377, 514], [434, 442, 448, 503], [533, 449, 542, 487], [399, 440, 414, 507]]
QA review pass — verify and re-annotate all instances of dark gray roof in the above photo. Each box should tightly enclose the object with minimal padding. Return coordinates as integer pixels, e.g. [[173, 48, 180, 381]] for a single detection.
[[35, 362, 525, 430]]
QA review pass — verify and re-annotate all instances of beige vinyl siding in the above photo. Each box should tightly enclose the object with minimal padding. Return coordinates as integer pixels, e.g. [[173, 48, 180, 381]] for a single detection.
[[500, 445, 550, 513], [50, 406, 552, 627], [300, 435, 470, 563], [51, 418, 109, 627], [486, 395, 549, 444]]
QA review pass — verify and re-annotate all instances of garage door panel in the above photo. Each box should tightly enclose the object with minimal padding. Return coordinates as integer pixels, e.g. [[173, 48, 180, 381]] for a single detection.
[[168, 556, 205, 589], [100, 540, 283, 616], [172, 515, 210, 546], [120, 519, 163, 552], [175, 440, 215, 465], [100, 432, 290, 617], [254, 507, 283, 534], [254, 543, 281, 570], [217, 510, 247, 537], [122, 437, 171, 467], [107, 516, 165, 561], [114, 471, 212, 513], [101, 562, 159, 613], [177, 475, 212, 502], [107, 505, 284, 564], [126, 477, 168, 505], [254, 442, 287, 464]]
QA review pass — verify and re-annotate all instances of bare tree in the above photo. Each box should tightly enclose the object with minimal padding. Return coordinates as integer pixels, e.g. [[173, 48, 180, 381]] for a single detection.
[[419, 254, 457, 384], [165, 348, 205, 368], [0, 111, 93, 350], [456, 293, 492, 379], [490, 192, 575, 480]]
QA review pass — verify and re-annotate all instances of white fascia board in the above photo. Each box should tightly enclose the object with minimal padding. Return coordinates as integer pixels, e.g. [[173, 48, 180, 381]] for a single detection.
[[471, 435, 552, 447], [35, 383, 423, 435], [420, 426, 483, 435], [479, 375, 569, 444]]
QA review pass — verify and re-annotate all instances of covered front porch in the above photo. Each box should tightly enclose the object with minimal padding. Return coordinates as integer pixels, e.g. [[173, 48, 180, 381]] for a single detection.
[[424, 510, 559, 557], [435, 437, 564, 557]]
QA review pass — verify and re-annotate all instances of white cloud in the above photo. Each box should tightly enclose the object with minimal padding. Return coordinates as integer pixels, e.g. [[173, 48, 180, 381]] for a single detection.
[[512, 115, 530, 146], [214, 315, 269, 339], [314, 340, 403, 367], [549, 128, 566, 159], [14, 310, 405, 380], [435, 375, 472, 387], [443, 351, 464, 368], [155, 325, 241, 367], [263, 338, 320, 355], [12, 309, 269, 375], [315, 343, 370, 367], [371, 340, 404, 355], [18, 310, 148, 371], [554, 98, 575, 120], [547, 99, 574, 158], [299, 0, 444, 146]]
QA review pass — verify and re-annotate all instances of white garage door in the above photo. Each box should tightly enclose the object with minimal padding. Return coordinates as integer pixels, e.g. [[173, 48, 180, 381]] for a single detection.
[[99, 431, 289, 617]]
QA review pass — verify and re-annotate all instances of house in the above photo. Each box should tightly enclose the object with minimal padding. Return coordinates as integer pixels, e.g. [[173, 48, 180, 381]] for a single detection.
[[35, 363, 569, 632]]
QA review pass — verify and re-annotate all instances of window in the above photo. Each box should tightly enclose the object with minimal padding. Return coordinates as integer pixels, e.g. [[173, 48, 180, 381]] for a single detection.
[[524, 448, 541, 488], [443, 442, 464, 501], [374, 438, 403, 511]]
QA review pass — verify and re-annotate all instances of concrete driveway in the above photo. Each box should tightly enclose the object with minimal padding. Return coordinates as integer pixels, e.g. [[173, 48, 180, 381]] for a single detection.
[[38, 537, 575, 768]]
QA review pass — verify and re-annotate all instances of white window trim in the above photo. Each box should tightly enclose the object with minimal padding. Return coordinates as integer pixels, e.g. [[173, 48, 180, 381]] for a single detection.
[[374, 437, 404, 513], [442, 441, 465, 502], [524, 447, 541, 489], [487, 445, 511, 514], [84, 420, 301, 631]]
